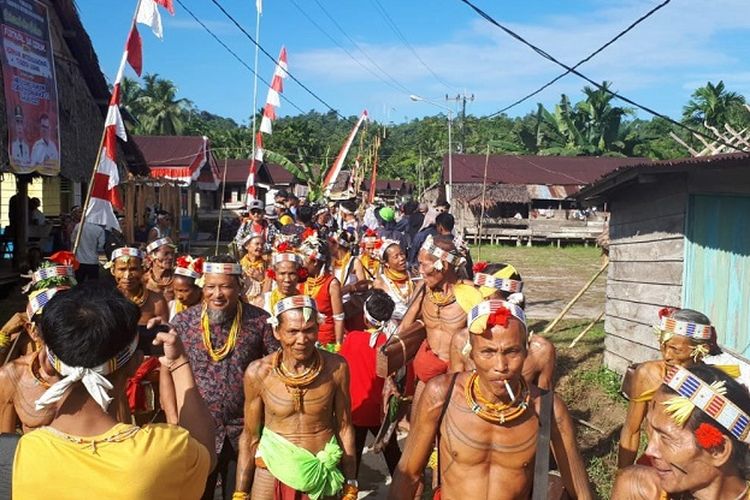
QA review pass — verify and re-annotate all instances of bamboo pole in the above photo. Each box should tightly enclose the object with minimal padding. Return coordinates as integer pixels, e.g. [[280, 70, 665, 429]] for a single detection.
[[73, 0, 143, 254], [568, 310, 605, 348], [476, 145, 490, 261], [543, 256, 609, 334], [215, 158, 229, 255]]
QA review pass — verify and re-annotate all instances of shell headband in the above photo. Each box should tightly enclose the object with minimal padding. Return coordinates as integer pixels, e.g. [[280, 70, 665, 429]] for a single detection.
[[204, 262, 243, 275], [378, 239, 401, 262], [663, 365, 750, 444], [239, 232, 263, 248], [36, 335, 139, 412], [146, 237, 176, 254], [421, 235, 464, 271], [467, 299, 527, 334], [473, 273, 523, 294], [110, 247, 144, 264], [267, 295, 317, 328], [31, 265, 75, 284], [27, 286, 69, 317], [656, 314, 713, 342], [272, 252, 303, 266]]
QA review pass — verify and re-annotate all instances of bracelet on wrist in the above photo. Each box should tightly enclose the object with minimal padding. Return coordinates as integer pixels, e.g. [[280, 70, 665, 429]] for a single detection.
[[168, 360, 190, 373], [231, 492, 249, 500]]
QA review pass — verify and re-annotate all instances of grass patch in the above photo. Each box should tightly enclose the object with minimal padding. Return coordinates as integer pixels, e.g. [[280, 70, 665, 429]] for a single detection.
[[577, 367, 624, 402]]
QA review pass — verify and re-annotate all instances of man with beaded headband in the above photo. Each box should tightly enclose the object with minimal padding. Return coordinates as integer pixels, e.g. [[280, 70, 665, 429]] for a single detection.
[[390, 299, 592, 499], [263, 241, 306, 314], [108, 246, 169, 326], [613, 364, 750, 499], [143, 236, 177, 301], [0, 261, 76, 433], [234, 295, 357, 500], [618, 308, 730, 468], [450, 262, 557, 391], [172, 255, 279, 500], [12, 283, 215, 499]]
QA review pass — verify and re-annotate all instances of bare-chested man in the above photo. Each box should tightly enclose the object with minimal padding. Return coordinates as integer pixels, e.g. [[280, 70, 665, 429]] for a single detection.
[[143, 236, 176, 301], [400, 235, 472, 410], [618, 308, 726, 468], [110, 247, 169, 325], [234, 295, 357, 500], [0, 286, 67, 433], [451, 262, 557, 390], [390, 299, 592, 499]]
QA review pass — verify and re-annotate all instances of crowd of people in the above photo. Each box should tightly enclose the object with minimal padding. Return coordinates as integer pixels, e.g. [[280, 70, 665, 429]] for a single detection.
[[0, 193, 748, 500]]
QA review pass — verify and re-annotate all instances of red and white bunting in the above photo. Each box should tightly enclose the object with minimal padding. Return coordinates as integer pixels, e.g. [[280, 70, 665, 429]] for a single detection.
[[259, 46, 287, 135], [136, 0, 175, 39], [125, 26, 142, 76]]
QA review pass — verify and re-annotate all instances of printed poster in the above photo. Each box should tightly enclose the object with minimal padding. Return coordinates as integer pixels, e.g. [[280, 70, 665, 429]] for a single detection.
[[0, 0, 60, 175]]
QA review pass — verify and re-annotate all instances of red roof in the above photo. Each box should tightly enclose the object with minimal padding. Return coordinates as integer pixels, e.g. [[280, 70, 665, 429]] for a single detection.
[[133, 135, 219, 186], [444, 154, 649, 186]]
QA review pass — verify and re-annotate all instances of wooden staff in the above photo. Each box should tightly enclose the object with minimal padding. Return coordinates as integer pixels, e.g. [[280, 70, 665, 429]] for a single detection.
[[543, 256, 609, 334], [215, 158, 230, 255], [568, 310, 605, 348]]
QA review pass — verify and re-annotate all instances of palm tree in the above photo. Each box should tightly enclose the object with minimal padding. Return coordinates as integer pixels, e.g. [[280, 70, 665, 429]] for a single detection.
[[683, 81, 746, 128], [137, 74, 192, 135]]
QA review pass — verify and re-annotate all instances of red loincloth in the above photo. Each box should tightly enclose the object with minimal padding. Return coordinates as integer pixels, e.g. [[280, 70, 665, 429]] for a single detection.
[[274, 480, 310, 500], [413, 340, 448, 383], [126, 357, 160, 412]]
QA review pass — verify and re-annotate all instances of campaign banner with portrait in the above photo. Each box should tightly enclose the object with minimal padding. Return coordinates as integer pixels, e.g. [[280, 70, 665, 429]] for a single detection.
[[0, 0, 60, 175]]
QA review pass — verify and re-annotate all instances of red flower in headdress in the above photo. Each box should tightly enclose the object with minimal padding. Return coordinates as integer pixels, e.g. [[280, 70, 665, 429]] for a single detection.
[[277, 242, 293, 253], [176, 255, 190, 269], [695, 423, 724, 450], [374, 240, 383, 249], [297, 268, 309, 281], [49, 251, 79, 270], [301, 228, 316, 241], [266, 268, 276, 280], [193, 258, 204, 275], [365, 228, 378, 238], [473, 261, 488, 273], [658, 307, 676, 319], [487, 305, 512, 328]]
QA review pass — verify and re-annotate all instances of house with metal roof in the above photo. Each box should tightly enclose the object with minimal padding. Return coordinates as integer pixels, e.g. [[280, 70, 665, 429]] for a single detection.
[[426, 154, 647, 245], [577, 152, 750, 375]]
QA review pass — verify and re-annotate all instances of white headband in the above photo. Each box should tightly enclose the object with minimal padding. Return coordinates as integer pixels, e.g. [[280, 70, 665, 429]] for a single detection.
[[272, 252, 302, 266], [467, 299, 527, 334], [110, 247, 144, 263], [267, 295, 317, 328], [473, 273, 524, 293], [27, 286, 69, 317], [146, 237, 175, 254], [421, 235, 464, 271], [36, 336, 139, 412], [204, 262, 243, 275], [378, 239, 401, 262]]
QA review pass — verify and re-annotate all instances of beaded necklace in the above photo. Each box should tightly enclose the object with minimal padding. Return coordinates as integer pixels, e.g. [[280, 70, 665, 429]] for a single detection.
[[464, 372, 530, 424], [123, 285, 147, 307], [304, 273, 329, 299], [43, 425, 141, 453], [28, 349, 51, 388], [383, 267, 413, 302], [272, 349, 324, 412], [427, 285, 456, 307], [149, 268, 174, 289], [200, 303, 243, 362]]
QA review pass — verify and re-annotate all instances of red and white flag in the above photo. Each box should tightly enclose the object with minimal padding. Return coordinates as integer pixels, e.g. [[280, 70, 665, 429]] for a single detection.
[[125, 26, 142, 76], [259, 47, 288, 134], [246, 132, 264, 199], [136, 0, 174, 39]]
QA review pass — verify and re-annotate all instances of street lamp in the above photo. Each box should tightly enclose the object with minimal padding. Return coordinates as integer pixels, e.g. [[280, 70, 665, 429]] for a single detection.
[[409, 94, 454, 204]]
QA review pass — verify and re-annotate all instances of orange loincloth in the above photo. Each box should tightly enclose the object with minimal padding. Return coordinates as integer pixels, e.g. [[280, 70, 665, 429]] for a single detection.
[[413, 340, 448, 383]]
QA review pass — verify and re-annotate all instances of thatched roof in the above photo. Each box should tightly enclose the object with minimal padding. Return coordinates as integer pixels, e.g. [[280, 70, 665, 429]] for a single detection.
[[454, 183, 530, 208], [0, 0, 147, 181]]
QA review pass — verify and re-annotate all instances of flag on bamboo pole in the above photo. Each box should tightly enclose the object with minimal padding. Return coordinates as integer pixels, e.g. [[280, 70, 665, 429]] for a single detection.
[[136, 0, 175, 39], [246, 132, 263, 199]]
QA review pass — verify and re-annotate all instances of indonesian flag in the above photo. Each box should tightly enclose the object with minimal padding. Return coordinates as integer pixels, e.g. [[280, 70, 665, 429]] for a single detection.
[[246, 132, 263, 199], [259, 47, 288, 134], [125, 26, 142, 76], [85, 85, 128, 230], [136, 0, 175, 39]]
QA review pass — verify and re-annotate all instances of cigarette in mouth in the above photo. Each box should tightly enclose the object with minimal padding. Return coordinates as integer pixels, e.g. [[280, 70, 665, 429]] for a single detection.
[[504, 380, 516, 400]]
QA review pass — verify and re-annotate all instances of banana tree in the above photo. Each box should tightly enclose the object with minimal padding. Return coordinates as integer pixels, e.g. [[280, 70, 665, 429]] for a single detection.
[[264, 149, 325, 202]]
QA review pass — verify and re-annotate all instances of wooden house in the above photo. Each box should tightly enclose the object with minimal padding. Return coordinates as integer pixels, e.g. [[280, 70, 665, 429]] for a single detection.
[[428, 154, 646, 245], [220, 159, 299, 209], [362, 179, 415, 202], [577, 152, 750, 373]]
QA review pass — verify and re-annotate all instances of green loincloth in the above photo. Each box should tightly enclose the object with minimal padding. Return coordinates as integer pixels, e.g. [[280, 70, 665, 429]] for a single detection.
[[258, 428, 344, 500]]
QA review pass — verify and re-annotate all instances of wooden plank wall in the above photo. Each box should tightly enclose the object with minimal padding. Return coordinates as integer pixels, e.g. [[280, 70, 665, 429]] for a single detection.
[[604, 176, 688, 374]]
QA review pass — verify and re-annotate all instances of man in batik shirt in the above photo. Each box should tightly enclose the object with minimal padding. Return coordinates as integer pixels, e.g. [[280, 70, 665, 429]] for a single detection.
[[172, 254, 279, 500]]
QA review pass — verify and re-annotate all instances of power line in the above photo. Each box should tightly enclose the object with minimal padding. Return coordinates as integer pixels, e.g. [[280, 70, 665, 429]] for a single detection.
[[309, 0, 416, 96], [369, 0, 455, 90], [490, 0, 671, 117], [285, 0, 407, 95], [459, 0, 744, 152], [173, 0, 306, 115], [208, 0, 347, 120]]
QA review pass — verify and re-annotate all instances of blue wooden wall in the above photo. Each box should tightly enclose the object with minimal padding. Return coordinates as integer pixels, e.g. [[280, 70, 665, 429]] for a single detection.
[[683, 194, 750, 356]]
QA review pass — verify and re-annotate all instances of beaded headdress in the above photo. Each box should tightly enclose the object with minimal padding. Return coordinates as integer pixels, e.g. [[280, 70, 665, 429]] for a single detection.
[[420, 234, 464, 271], [654, 308, 715, 362], [174, 255, 204, 284], [467, 299, 527, 335], [36, 336, 139, 412], [267, 295, 317, 328], [108, 247, 144, 266], [204, 262, 243, 275], [473, 273, 523, 295], [146, 237, 176, 254], [27, 286, 70, 318], [272, 241, 303, 266], [663, 365, 750, 445]]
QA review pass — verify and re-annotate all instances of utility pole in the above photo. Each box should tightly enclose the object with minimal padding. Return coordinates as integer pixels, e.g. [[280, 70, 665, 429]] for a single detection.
[[446, 92, 474, 153]]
